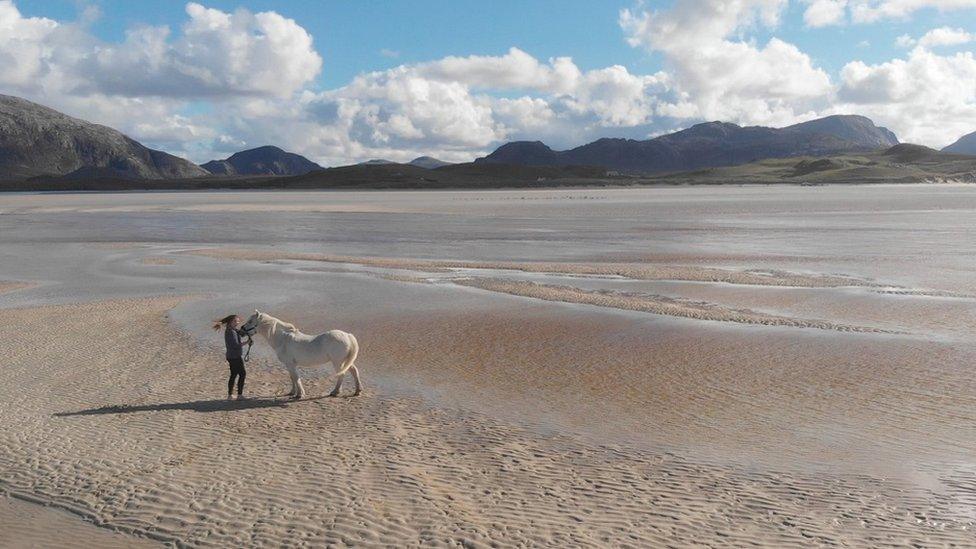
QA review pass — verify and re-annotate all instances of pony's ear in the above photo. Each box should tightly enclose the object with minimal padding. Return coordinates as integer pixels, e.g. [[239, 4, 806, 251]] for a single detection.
[[254, 309, 260, 315]]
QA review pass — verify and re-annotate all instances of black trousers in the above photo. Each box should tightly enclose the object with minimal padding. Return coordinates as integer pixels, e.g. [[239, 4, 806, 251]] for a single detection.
[[227, 357, 246, 396]]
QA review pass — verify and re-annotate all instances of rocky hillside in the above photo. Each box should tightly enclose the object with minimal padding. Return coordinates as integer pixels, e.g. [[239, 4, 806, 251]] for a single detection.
[[202, 146, 322, 176], [477, 115, 899, 174], [641, 144, 976, 185], [942, 131, 976, 155], [0, 94, 207, 180]]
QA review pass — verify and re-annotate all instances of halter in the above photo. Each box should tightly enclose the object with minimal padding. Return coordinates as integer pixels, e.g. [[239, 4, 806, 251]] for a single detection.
[[238, 321, 258, 361]]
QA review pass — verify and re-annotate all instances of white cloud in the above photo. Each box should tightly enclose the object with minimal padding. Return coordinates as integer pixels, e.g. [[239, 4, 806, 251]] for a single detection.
[[492, 97, 555, 131], [852, 0, 976, 22], [75, 3, 322, 98], [896, 34, 916, 48], [559, 65, 663, 126], [620, 0, 832, 127], [416, 48, 582, 95], [804, 0, 976, 26], [895, 27, 974, 51], [0, 0, 61, 90], [838, 47, 976, 146], [916, 27, 974, 49], [803, 0, 848, 26], [0, 1, 322, 100]]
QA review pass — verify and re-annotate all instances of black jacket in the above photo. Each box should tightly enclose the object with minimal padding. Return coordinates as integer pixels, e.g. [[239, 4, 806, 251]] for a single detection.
[[225, 327, 243, 359]]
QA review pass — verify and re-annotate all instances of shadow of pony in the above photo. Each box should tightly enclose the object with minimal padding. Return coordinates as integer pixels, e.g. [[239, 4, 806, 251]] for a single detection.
[[52, 395, 310, 416]]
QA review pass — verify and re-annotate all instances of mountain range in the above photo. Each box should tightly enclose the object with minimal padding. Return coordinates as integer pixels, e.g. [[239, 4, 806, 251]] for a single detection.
[[11, 143, 976, 192], [3, 93, 976, 186], [477, 115, 900, 174]]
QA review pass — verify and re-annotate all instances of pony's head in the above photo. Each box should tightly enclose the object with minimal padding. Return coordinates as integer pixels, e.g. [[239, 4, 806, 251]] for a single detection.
[[239, 309, 264, 337]]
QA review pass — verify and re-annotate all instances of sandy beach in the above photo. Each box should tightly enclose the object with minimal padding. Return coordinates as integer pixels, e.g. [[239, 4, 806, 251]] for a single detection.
[[3, 187, 976, 546]]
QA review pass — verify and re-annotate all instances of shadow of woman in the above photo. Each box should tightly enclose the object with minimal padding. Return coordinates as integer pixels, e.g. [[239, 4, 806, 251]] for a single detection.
[[53, 395, 296, 417]]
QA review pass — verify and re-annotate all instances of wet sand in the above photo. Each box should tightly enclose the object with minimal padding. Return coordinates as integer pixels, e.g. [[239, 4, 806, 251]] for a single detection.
[[3, 187, 976, 546]]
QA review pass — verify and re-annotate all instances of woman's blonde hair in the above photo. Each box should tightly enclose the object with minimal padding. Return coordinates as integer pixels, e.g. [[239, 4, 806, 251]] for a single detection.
[[212, 314, 238, 331]]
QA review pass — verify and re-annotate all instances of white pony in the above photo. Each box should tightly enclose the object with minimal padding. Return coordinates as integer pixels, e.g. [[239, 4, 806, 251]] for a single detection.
[[240, 310, 361, 399]]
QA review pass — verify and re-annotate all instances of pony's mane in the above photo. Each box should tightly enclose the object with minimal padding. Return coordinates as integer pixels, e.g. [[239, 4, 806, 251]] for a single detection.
[[260, 313, 299, 333], [277, 320, 299, 332]]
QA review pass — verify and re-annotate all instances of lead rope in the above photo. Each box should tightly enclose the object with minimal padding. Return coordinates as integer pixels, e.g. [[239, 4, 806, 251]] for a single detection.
[[243, 336, 254, 362]]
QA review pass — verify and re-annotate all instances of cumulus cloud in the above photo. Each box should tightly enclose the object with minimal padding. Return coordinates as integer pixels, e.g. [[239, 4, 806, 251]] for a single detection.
[[75, 2, 322, 98], [803, 0, 848, 26], [896, 27, 975, 50], [804, 0, 976, 26], [0, 1, 321, 99], [914, 27, 974, 50], [620, 0, 831, 127], [416, 48, 581, 94], [0, 1, 63, 91], [838, 46, 976, 146]]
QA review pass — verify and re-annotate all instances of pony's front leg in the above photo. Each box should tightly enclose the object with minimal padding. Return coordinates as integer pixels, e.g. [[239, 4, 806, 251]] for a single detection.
[[288, 362, 306, 400], [287, 364, 300, 398]]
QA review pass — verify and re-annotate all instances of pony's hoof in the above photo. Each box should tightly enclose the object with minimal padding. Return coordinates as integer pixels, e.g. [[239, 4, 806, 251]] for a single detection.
[[353, 390, 362, 397], [328, 391, 340, 398]]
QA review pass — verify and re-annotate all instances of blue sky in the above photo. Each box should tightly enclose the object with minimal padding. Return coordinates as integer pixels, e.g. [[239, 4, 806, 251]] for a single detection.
[[4, 0, 976, 164]]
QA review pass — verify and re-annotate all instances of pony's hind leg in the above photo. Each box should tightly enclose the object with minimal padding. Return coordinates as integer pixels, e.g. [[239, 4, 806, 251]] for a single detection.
[[328, 374, 343, 397], [351, 366, 364, 396]]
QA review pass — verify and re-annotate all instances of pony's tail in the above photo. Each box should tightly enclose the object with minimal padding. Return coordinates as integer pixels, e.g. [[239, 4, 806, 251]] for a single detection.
[[332, 333, 359, 379], [212, 314, 237, 331]]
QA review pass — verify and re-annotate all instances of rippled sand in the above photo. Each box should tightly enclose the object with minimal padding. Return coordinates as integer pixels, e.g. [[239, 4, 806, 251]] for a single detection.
[[0, 496, 161, 548], [4, 187, 976, 546], [1, 297, 974, 546]]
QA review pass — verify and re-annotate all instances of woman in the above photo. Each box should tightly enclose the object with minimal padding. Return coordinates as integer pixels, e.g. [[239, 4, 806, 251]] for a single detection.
[[213, 314, 247, 400]]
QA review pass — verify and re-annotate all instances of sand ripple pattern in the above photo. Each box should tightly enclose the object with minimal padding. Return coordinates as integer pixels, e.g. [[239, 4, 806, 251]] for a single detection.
[[0, 297, 974, 547]]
